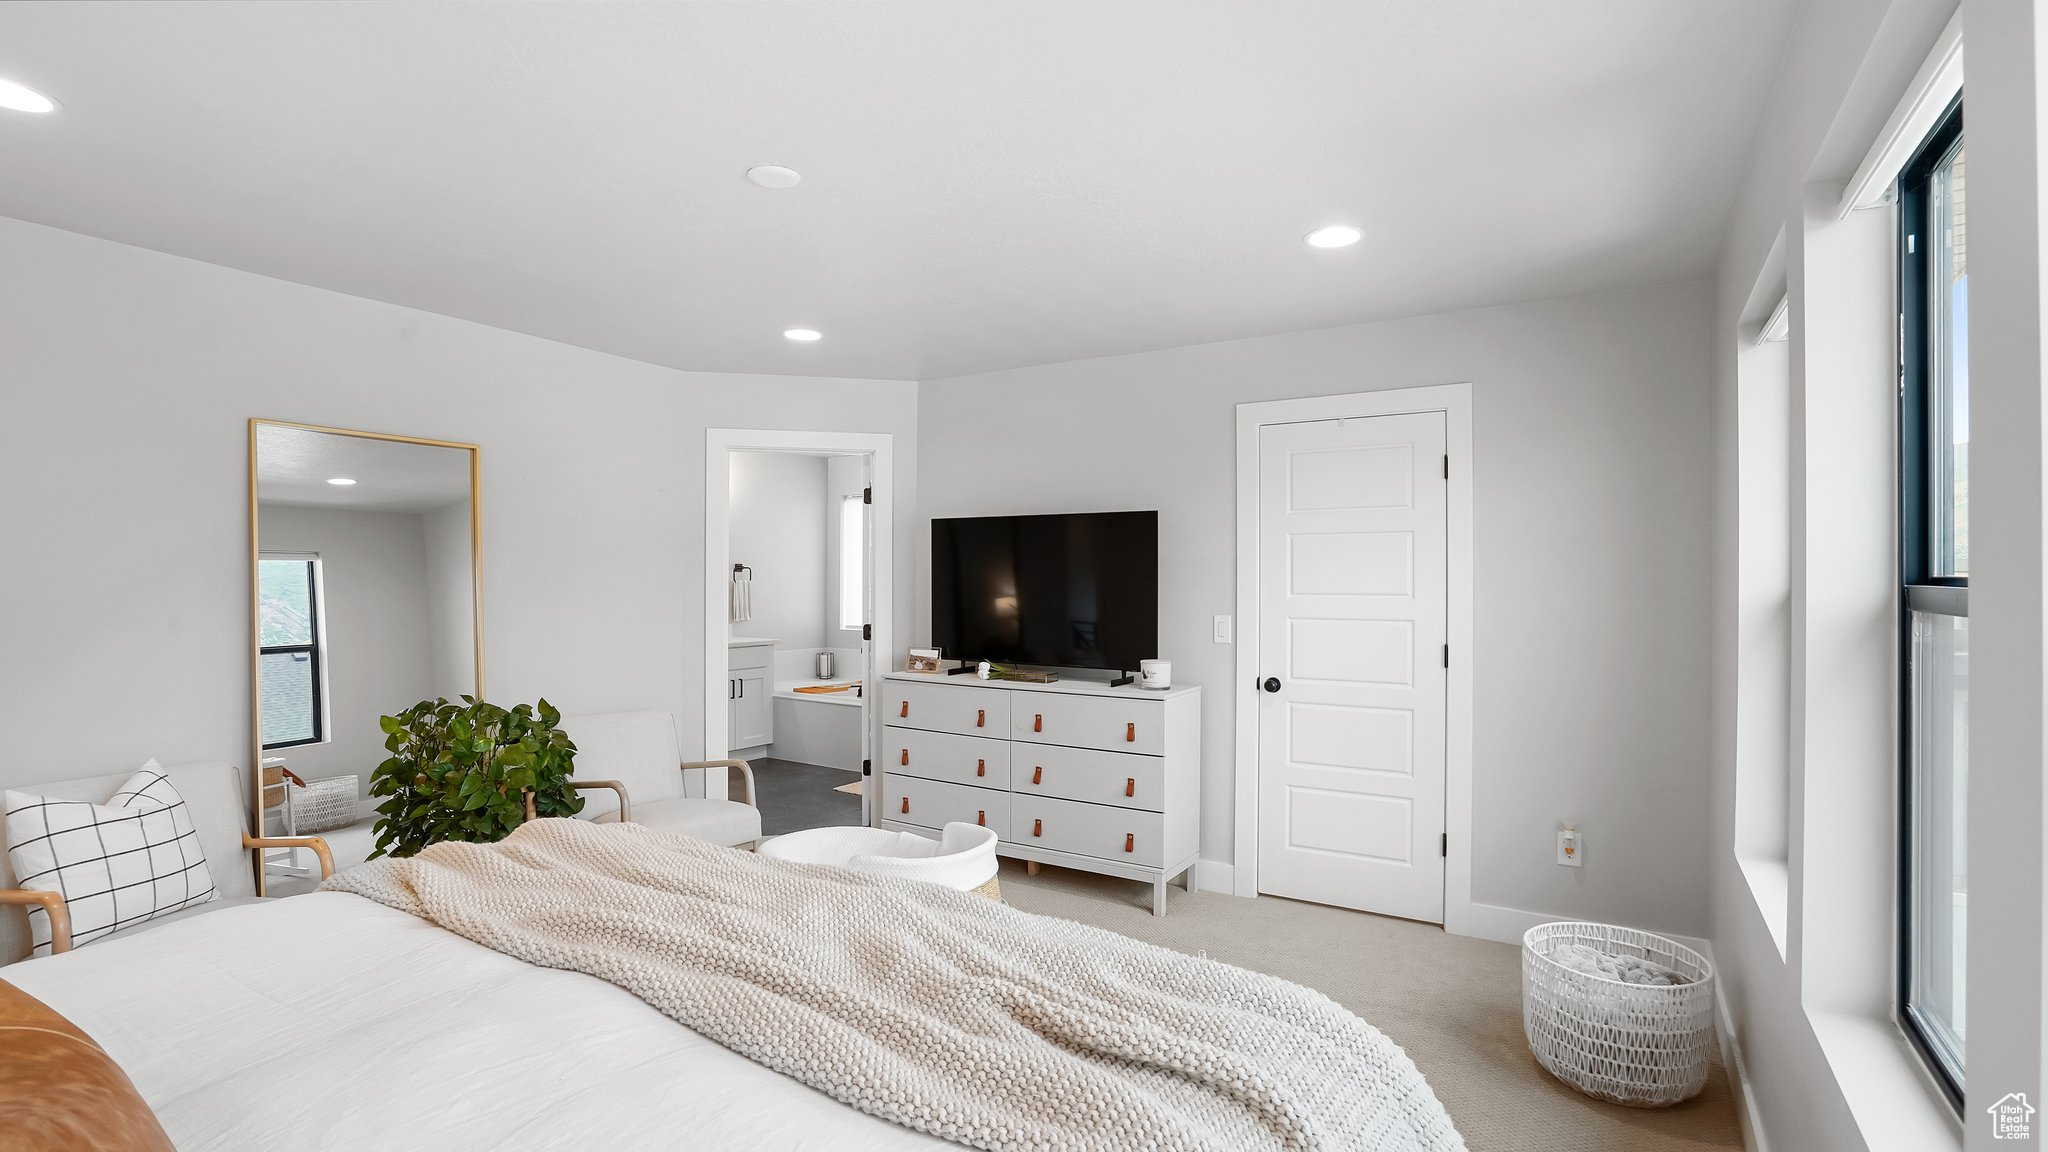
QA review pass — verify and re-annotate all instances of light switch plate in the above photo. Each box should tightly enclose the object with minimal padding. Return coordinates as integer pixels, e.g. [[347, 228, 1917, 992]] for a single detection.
[[1213, 615, 1233, 644]]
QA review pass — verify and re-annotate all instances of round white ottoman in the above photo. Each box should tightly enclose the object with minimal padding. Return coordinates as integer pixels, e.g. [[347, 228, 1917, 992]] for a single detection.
[[758, 822, 1001, 899]]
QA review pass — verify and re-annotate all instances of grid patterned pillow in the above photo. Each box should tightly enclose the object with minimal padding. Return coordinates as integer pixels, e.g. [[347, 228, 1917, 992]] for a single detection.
[[5, 761, 219, 956]]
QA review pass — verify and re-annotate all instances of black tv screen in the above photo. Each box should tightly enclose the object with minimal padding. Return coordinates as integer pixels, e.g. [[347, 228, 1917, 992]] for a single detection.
[[932, 511, 1158, 672]]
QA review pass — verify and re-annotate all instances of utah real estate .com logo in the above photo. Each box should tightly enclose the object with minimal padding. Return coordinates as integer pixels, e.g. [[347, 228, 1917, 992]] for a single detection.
[[1990, 1093, 2037, 1140]]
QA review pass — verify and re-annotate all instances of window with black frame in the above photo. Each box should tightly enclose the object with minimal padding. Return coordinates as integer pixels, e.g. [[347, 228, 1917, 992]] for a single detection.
[[258, 555, 325, 749], [1898, 95, 1966, 1106]]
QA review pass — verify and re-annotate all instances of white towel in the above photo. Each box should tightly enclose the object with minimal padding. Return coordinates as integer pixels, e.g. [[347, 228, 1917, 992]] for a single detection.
[[731, 568, 752, 623]]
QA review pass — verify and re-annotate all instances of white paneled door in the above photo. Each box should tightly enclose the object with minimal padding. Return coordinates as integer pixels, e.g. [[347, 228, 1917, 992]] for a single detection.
[[1256, 412, 1447, 921]]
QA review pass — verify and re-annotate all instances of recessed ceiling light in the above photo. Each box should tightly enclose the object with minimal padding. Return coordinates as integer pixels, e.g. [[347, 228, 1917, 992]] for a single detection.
[[747, 165, 802, 190], [783, 328, 822, 342], [326, 477, 357, 486], [0, 78, 57, 115], [1304, 225, 1363, 249]]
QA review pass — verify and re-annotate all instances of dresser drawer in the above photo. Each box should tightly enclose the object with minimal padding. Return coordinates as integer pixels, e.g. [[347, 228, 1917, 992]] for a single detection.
[[883, 774, 1009, 839], [885, 726, 1011, 789], [1011, 743, 1164, 813], [1011, 692, 1162, 755], [1012, 793, 1163, 867], [887, 680, 1011, 738]]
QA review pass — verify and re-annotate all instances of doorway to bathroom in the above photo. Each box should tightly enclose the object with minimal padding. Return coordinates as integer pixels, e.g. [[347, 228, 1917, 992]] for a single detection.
[[704, 430, 893, 836]]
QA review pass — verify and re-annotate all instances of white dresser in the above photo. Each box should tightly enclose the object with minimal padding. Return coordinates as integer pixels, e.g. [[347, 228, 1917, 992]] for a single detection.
[[879, 672, 1200, 915]]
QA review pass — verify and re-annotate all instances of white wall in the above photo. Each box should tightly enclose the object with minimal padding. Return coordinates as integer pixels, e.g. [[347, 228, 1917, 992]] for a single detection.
[[729, 452, 829, 650], [421, 499, 477, 698], [255, 503, 438, 795], [0, 215, 918, 795], [919, 279, 1716, 935], [1959, 1, 2048, 1145]]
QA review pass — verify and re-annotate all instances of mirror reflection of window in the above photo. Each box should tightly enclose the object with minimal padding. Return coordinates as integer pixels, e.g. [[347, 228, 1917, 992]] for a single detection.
[[258, 555, 324, 748]]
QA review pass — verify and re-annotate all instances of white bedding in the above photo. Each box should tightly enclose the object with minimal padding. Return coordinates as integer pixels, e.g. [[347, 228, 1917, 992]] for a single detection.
[[3, 892, 955, 1151]]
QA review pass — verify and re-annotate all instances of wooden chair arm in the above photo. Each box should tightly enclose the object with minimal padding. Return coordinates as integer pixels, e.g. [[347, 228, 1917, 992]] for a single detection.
[[0, 889, 71, 954], [243, 834, 335, 881], [569, 779, 631, 822], [681, 759, 755, 807]]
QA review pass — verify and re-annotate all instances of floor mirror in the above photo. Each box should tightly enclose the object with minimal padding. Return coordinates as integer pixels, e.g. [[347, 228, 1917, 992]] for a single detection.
[[247, 420, 482, 894]]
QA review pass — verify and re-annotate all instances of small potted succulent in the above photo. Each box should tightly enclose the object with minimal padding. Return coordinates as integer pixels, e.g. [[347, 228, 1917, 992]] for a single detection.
[[367, 697, 583, 859]]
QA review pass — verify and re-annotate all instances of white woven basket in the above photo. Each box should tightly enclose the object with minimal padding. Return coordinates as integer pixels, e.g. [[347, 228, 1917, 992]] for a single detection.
[[287, 775, 360, 835], [1522, 921, 1716, 1107]]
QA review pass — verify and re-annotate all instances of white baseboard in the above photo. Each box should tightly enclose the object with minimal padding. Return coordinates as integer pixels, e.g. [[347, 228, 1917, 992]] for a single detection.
[[1194, 858, 1236, 895], [1447, 901, 1714, 958], [1446, 901, 1551, 945], [1716, 972, 1770, 1152]]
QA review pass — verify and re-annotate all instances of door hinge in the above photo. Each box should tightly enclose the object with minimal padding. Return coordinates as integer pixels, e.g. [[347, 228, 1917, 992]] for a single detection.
[[1443, 454, 1449, 480], [1442, 644, 1449, 669], [1441, 833, 1447, 858], [862, 623, 872, 641], [862, 486, 872, 505], [862, 758, 872, 777]]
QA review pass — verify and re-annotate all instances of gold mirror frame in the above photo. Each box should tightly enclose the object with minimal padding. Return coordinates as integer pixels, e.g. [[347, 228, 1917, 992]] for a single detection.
[[246, 419, 483, 894]]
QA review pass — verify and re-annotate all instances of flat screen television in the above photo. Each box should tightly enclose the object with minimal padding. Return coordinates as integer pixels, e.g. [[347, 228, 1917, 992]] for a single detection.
[[931, 511, 1158, 674]]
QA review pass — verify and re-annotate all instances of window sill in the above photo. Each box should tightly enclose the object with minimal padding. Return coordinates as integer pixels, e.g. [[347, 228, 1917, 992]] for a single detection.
[[1809, 1010, 1961, 1151], [1737, 853, 1790, 959]]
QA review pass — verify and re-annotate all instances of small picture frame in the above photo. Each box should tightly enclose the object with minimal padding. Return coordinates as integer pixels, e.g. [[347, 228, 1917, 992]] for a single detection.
[[906, 647, 942, 674]]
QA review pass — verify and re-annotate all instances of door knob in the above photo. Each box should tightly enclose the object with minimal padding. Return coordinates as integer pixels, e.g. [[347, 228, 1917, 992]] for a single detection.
[[1262, 677, 1282, 693]]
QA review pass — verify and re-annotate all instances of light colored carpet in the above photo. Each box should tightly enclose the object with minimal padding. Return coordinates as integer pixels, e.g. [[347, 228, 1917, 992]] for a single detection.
[[997, 859, 1744, 1152]]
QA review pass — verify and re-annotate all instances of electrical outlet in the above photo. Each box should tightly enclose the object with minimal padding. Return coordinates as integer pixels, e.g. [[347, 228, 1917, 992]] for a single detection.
[[1213, 615, 1233, 644], [1557, 827, 1582, 868]]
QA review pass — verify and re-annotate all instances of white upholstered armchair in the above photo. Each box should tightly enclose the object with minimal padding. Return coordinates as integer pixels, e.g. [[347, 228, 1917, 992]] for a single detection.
[[554, 711, 762, 849], [0, 762, 331, 962]]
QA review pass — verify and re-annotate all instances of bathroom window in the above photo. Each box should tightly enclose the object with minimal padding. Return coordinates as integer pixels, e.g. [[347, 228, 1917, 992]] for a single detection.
[[838, 493, 865, 631]]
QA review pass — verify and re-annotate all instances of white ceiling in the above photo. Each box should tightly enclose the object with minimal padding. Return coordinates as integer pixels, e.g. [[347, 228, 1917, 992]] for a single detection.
[[256, 424, 472, 514], [0, 1, 1792, 380]]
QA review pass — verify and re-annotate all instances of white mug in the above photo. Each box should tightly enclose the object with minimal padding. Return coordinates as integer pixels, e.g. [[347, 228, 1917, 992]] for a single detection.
[[1138, 659, 1171, 690]]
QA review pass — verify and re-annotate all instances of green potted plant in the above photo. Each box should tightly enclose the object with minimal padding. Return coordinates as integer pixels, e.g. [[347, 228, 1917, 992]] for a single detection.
[[367, 697, 583, 859]]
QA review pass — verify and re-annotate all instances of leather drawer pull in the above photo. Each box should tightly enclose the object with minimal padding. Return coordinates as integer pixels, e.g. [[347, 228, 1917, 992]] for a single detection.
[[977, 709, 985, 728], [1032, 819, 1043, 837], [900, 749, 909, 766], [1125, 777, 1135, 798], [1126, 722, 1136, 742], [900, 797, 909, 814], [976, 759, 986, 777], [977, 810, 986, 826], [1034, 713, 1043, 733], [900, 701, 909, 718], [1124, 833, 1134, 853], [1032, 766, 1042, 785]]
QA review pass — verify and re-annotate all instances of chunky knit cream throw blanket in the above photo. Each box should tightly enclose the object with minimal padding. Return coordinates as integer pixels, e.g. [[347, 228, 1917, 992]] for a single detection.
[[326, 819, 1464, 1152]]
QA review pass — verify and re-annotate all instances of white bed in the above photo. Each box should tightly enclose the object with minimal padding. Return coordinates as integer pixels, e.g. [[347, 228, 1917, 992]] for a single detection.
[[4, 892, 953, 1152]]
